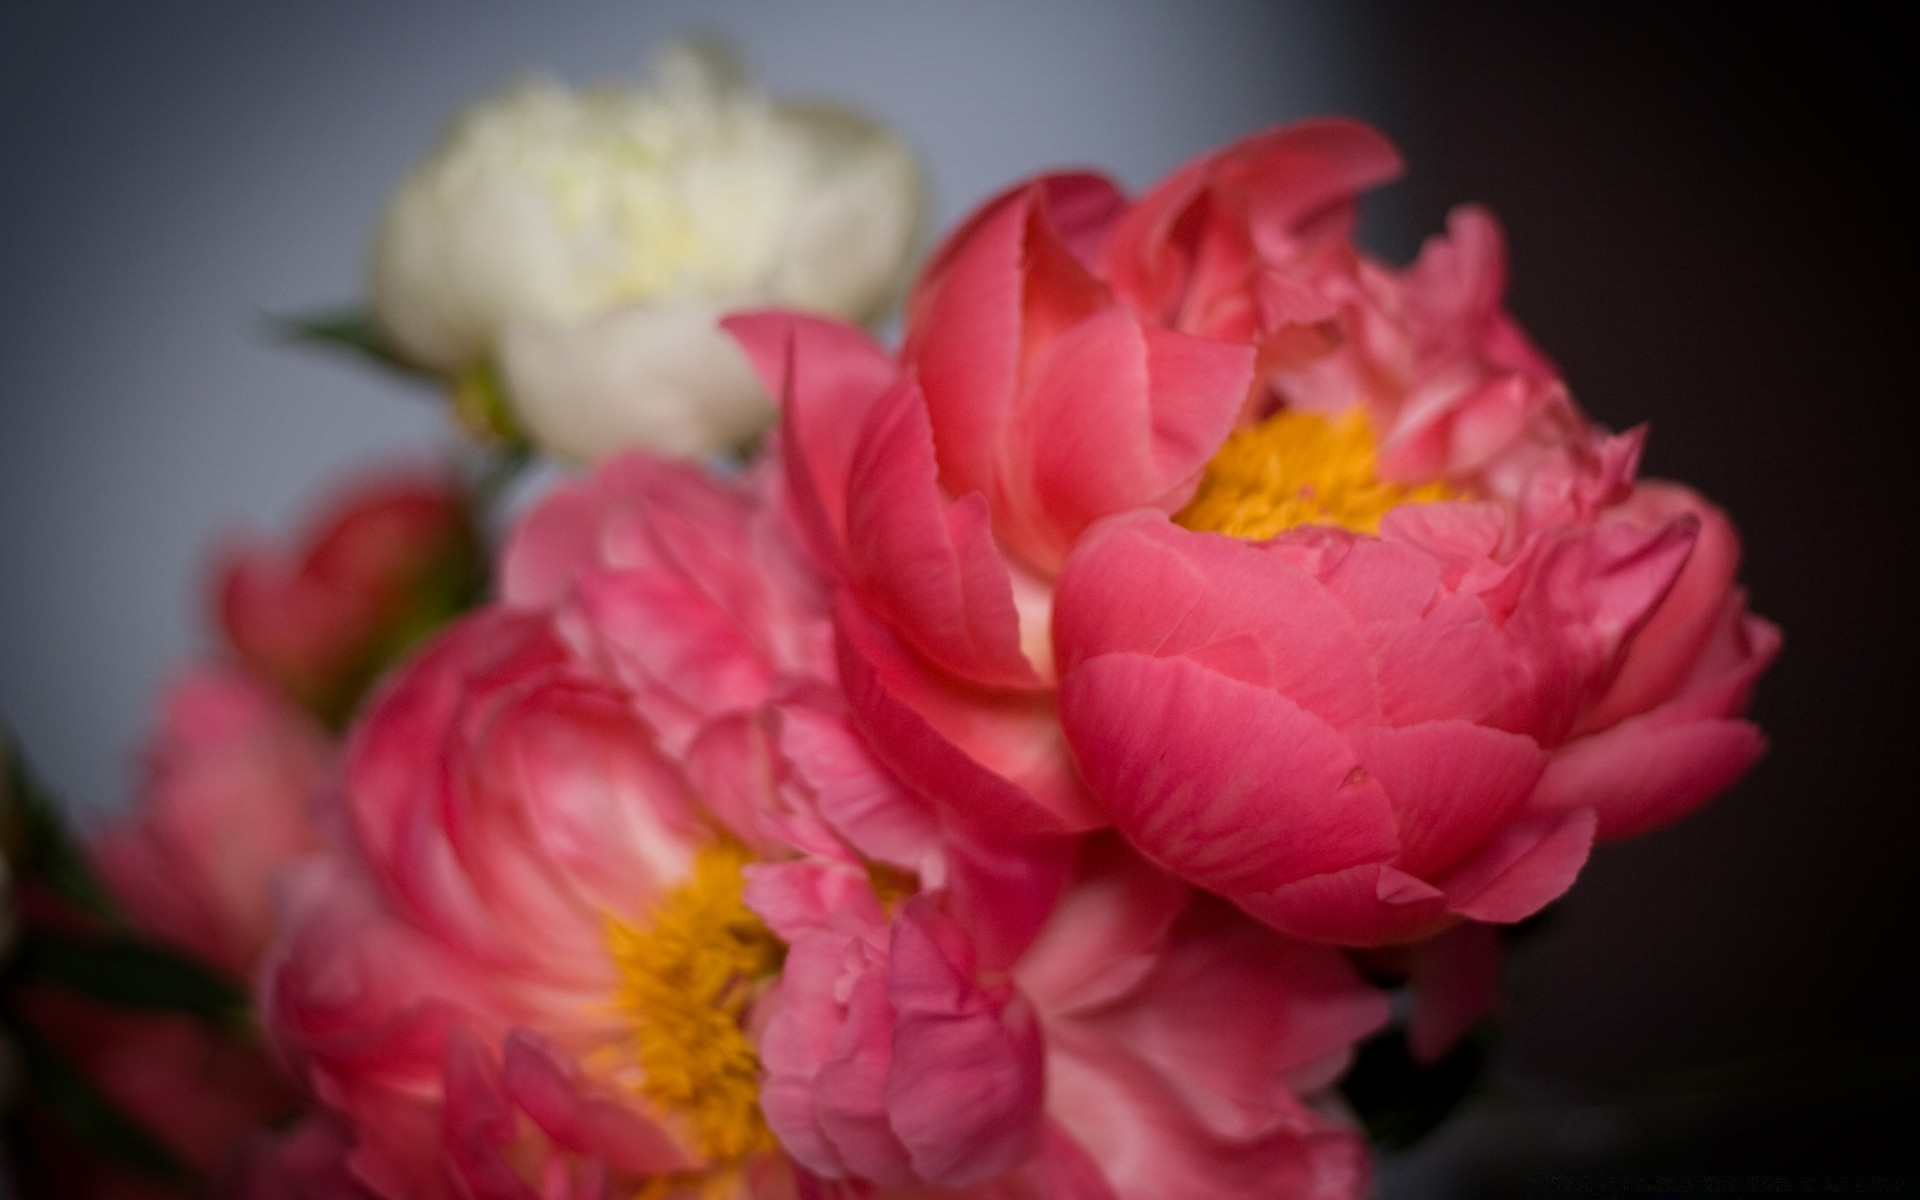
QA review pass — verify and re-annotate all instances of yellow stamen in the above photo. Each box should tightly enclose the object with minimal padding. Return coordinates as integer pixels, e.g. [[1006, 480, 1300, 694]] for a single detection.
[[865, 861, 920, 912], [1175, 408, 1453, 539], [607, 841, 784, 1165]]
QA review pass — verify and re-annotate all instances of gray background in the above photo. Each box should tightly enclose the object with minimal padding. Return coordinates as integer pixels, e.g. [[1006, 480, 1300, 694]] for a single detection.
[[4, 1, 1915, 1191]]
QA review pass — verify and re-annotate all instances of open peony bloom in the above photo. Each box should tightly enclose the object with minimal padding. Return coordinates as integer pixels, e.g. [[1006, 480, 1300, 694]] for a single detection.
[[93, 666, 331, 978], [730, 118, 1777, 946], [217, 468, 481, 726], [749, 834, 1386, 1199], [371, 41, 925, 462], [260, 453, 868, 1198]]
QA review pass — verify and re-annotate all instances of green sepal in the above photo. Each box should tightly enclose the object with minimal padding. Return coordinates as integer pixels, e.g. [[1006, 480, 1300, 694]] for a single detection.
[[10, 928, 248, 1025], [2, 725, 118, 921]]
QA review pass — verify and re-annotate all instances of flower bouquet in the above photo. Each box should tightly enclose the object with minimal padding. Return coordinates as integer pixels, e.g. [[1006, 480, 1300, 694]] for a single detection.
[[0, 41, 1775, 1200]]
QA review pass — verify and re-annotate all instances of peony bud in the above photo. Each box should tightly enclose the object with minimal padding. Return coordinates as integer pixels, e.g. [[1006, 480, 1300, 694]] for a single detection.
[[370, 41, 926, 461]]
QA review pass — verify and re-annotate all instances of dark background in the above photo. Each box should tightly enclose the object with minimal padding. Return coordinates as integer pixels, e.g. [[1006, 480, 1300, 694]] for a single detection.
[[3, 3, 1915, 1193], [1359, 6, 1920, 1193]]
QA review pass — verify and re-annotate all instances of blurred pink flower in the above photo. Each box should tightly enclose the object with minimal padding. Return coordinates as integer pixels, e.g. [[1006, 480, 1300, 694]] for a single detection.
[[217, 468, 480, 723], [224, 1115, 382, 1200], [12, 987, 301, 1198], [92, 666, 330, 977], [730, 119, 1777, 947]]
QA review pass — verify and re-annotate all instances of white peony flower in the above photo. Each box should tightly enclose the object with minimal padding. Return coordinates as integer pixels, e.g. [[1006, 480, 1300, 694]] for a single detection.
[[370, 41, 926, 461]]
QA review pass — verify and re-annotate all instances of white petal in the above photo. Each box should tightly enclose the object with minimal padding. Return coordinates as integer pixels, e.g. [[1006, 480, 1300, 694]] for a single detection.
[[501, 303, 774, 462]]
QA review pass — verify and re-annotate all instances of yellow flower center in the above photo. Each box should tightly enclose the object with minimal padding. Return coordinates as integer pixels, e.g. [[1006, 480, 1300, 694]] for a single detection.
[[607, 841, 784, 1165], [1175, 408, 1453, 538]]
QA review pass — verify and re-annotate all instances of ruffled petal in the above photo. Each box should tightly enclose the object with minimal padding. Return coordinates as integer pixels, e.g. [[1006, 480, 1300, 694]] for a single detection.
[[1059, 652, 1397, 895], [843, 378, 1040, 688], [885, 899, 1047, 1186], [1022, 308, 1252, 566], [1055, 516, 1380, 731], [837, 595, 1100, 836], [1438, 807, 1596, 923], [1347, 721, 1546, 881]]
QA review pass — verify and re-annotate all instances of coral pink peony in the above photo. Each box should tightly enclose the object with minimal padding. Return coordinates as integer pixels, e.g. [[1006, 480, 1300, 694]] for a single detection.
[[93, 666, 330, 977], [729, 118, 1776, 946], [262, 453, 901, 1199], [748, 834, 1387, 1199], [218, 468, 481, 724]]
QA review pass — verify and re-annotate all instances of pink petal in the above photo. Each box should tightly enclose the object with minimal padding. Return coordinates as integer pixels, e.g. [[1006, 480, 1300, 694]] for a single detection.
[[776, 700, 943, 871], [1439, 807, 1596, 923], [754, 915, 885, 1179], [742, 860, 887, 942], [1055, 515, 1380, 731], [1532, 715, 1767, 841], [1015, 836, 1190, 1017], [1103, 118, 1402, 326], [1023, 307, 1252, 565], [439, 1030, 537, 1200], [1366, 594, 1509, 726], [723, 311, 899, 573], [1347, 721, 1546, 881], [499, 474, 608, 609], [1495, 516, 1699, 744], [905, 179, 1114, 506], [501, 1031, 690, 1174], [1238, 864, 1452, 947], [1080, 904, 1390, 1137], [1059, 652, 1398, 896], [941, 825, 1078, 975], [836, 595, 1100, 836], [1045, 1024, 1372, 1200], [814, 960, 915, 1186], [843, 378, 1040, 689], [1579, 482, 1746, 731], [885, 900, 1046, 1186]]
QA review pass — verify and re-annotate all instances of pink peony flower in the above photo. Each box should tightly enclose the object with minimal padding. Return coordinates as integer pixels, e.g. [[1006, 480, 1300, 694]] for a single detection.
[[262, 453, 891, 1199], [747, 834, 1387, 1199], [729, 119, 1777, 946], [217, 468, 481, 724], [93, 666, 330, 977]]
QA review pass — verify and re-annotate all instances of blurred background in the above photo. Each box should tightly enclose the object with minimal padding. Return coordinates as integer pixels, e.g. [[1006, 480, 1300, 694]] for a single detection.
[[2, 1, 1913, 1192]]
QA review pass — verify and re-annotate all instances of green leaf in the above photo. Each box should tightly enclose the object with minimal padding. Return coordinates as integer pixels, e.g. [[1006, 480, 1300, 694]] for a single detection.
[[270, 306, 436, 379], [5, 1021, 194, 1182], [12, 929, 247, 1024], [1, 725, 118, 920], [1339, 1026, 1489, 1152]]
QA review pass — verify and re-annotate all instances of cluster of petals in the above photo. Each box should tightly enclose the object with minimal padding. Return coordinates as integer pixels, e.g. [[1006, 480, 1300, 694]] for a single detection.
[[730, 117, 1777, 946], [255, 449, 1385, 1200], [749, 834, 1385, 1199]]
